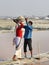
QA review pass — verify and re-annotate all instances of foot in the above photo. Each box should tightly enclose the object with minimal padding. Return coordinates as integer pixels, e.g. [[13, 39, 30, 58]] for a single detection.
[[12, 55, 17, 61], [12, 58, 17, 61], [25, 55, 27, 58], [31, 55, 33, 58], [18, 58, 22, 60]]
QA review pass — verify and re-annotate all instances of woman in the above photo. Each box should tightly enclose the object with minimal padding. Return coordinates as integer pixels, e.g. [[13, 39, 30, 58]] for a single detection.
[[12, 16, 25, 61]]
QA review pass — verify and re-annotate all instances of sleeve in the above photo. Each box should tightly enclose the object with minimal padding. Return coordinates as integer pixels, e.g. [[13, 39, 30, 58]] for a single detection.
[[27, 25, 33, 30]]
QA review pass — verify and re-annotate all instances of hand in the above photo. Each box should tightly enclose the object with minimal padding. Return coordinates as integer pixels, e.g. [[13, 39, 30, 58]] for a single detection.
[[25, 18, 27, 21], [13, 19, 18, 24], [25, 18, 28, 22]]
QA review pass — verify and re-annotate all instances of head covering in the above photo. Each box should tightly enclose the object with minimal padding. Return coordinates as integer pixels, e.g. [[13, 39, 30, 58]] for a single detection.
[[17, 16, 25, 22], [13, 16, 25, 24]]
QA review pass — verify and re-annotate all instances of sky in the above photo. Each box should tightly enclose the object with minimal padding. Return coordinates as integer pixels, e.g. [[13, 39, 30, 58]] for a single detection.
[[0, 0, 49, 17]]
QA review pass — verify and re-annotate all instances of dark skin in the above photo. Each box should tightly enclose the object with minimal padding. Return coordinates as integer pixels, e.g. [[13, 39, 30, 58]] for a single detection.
[[13, 19, 19, 24], [25, 18, 33, 25], [25, 18, 28, 23]]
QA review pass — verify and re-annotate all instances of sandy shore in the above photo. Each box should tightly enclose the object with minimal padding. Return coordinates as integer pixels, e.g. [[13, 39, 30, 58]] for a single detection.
[[0, 58, 49, 65]]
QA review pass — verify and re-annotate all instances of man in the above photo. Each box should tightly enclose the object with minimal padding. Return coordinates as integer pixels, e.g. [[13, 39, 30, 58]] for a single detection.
[[24, 18, 33, 58]]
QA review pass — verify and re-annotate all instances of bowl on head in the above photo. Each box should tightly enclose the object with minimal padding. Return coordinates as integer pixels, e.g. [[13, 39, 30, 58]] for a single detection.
[[17, 16, 25, 22]]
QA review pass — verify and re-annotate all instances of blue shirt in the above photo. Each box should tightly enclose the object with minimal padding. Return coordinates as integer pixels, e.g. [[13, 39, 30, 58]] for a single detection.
[[24, 23, 33, 39]]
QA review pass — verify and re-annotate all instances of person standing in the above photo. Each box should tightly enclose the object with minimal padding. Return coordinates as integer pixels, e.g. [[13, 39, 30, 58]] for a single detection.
[[24, 18, 33, 58], [12, 16, 25, 61]]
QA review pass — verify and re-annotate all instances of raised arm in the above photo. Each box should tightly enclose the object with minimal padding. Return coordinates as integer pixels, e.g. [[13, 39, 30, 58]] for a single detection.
[[25, 18, 28, 23]]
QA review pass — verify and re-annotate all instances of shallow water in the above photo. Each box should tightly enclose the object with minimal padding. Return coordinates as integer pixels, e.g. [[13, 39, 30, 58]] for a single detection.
[[0, 30, 49, 60]]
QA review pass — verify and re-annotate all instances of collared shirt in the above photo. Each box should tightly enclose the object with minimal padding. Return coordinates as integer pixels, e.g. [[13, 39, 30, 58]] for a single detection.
[[24, 23, 33, 39]]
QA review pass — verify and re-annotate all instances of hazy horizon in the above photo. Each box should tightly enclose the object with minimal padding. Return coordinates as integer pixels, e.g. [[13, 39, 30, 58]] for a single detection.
[[0, 0, 49, 17]]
